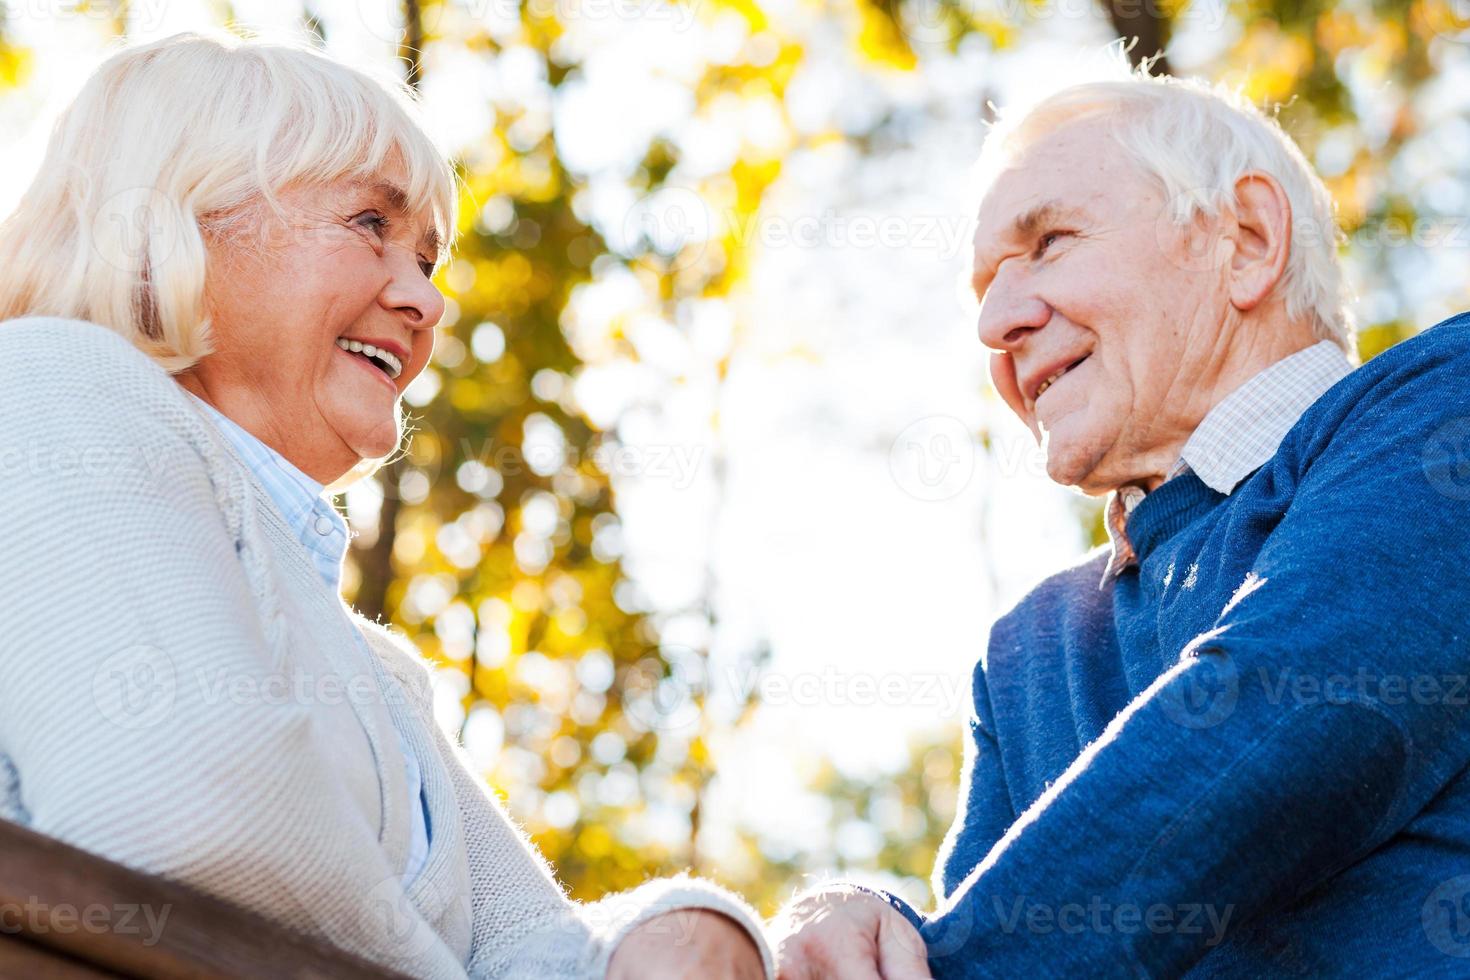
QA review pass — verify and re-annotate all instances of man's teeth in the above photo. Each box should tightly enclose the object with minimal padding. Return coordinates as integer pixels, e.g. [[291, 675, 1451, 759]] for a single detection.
[[1035, 357, 1087, 399], [335, 338, 402, 379], [1035, 367, 1068, 399]]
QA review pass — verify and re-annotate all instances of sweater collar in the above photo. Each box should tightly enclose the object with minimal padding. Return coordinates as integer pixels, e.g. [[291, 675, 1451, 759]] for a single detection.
[[1101, 340, 1354, 585]]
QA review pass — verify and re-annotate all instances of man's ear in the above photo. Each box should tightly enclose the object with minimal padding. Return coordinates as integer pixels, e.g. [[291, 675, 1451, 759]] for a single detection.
[[1226, 172, 1292, 312]]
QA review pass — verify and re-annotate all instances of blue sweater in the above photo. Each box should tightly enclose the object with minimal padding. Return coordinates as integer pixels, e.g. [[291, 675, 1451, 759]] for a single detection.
[[890, 312, 1470, 977]]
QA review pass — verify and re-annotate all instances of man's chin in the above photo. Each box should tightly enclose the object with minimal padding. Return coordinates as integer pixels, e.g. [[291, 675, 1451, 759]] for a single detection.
[[1041, 436, 1108, 492]]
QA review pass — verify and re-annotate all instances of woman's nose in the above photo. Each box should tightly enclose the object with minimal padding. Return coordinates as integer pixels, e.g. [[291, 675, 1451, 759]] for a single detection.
[[381, 249, 446, 329]]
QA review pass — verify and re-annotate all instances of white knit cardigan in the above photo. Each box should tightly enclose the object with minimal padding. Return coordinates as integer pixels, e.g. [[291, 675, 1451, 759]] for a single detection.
[[0, 317, 775, 979]]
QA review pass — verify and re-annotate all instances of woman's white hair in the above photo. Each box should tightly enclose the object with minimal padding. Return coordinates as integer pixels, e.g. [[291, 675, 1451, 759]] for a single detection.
[[978, 64, 1353, 353], [0, 31, 458, 372]]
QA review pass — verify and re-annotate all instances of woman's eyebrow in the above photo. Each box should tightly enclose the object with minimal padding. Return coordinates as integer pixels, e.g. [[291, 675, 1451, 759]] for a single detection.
[[358, 178, 442, 254]]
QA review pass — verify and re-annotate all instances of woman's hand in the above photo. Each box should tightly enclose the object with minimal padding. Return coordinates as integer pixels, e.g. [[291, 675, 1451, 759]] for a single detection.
[[607, 908, 766, 979]]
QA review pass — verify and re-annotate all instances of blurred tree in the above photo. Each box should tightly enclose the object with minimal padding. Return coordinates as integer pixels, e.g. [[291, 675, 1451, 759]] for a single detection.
[[342, 0, 1466, 911], [3, 0, 1461, 922]]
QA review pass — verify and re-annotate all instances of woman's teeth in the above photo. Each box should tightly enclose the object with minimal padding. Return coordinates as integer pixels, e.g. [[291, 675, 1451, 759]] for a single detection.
[[336, 338, 402, 380]]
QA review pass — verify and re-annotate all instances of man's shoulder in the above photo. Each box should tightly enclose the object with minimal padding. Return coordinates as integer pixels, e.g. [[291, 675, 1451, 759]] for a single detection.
[[1314, 313, 1470, 417], [1279, 312, 1470, 465], [980, 546, 1113, 678]]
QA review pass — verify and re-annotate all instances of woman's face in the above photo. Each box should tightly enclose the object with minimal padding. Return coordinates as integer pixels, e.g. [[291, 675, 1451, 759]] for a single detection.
[[178, 169, 445, 484]]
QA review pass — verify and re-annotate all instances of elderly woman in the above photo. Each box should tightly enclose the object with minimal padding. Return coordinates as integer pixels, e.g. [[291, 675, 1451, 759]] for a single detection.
[[0, 33, 768, 980]]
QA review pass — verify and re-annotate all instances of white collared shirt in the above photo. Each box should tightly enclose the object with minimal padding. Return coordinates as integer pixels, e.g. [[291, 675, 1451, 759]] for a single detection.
[[1104, 340, 1355, 581]]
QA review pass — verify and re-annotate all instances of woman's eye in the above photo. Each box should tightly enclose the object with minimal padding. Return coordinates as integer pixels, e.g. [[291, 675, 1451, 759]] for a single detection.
[[418, 259, 435, 277], [353, 211, 390, 238]]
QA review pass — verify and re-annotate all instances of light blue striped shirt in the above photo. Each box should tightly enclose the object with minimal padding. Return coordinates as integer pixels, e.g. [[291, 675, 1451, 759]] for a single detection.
[[186, 392, 431, 884]]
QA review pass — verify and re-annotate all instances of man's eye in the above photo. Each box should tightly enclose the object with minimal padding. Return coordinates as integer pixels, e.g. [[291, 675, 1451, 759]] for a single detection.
[[418, 258, 435, 277], [1036, 231, 1069, 257]]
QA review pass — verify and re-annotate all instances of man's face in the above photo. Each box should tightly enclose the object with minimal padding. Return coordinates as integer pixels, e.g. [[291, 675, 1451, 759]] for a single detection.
[[971, 116, 1234, 494]]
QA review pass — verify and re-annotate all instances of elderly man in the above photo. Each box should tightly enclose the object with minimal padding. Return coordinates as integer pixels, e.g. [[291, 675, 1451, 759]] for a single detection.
[[772, 72, 1470, 977]]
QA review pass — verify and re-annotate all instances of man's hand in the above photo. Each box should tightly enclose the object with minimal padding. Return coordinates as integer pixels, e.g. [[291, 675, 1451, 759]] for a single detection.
[[771, 888, 931, 980], [607, 908, 765, 979]]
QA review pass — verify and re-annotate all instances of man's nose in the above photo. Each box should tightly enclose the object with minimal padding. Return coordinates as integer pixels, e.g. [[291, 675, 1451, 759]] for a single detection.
[[976, 262, 1051, 352]]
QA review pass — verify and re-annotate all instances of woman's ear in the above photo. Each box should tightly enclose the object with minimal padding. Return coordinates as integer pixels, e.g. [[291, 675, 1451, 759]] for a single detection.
[[1226, 172, 1292, 312]]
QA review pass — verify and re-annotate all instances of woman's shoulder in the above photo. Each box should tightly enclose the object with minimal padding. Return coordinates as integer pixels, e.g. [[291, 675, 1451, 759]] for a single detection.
[[0, 315, 249, 520], [0, 315, 208, 445], [352, 615, 435, 705], [0, 315, 178, 397]]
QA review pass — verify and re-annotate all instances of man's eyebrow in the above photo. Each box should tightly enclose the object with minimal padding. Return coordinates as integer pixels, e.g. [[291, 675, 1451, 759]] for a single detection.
[[359, 178, 442, 255], [1012, 200, 1084, 239], [970, 200, 1086, 298]]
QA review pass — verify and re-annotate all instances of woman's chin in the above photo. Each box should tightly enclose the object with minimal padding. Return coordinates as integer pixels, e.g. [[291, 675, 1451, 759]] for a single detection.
[[333, 414, 402, 464]]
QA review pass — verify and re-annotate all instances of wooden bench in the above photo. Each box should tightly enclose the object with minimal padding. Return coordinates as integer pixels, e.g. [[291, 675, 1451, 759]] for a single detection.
[[0, 819, 414, 978]]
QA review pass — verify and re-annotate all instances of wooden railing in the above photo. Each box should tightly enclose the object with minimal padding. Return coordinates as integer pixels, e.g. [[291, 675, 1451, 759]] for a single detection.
[[0, 819, 414, 979]]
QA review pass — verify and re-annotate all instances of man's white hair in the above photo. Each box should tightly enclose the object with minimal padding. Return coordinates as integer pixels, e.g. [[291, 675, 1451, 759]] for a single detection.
[[0, 31, 457, 372], [978, 65, 1353, 353]]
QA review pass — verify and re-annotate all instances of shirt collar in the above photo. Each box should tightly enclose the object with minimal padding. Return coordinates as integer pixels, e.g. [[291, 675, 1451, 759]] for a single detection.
[[184, 391, 350, 591], [1102, 340, 1354, 584]]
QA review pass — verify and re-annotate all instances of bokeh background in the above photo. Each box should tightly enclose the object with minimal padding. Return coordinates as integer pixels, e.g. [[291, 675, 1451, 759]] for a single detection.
[[3, 0, 1467, 915]]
